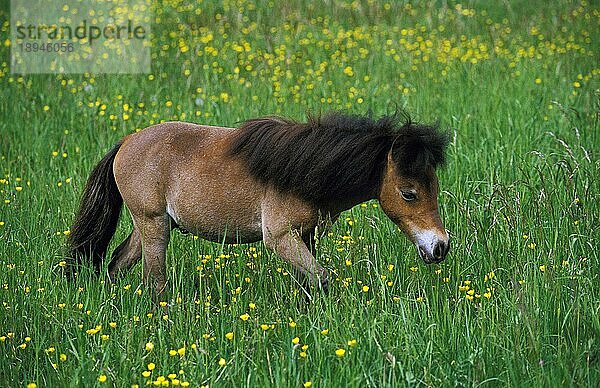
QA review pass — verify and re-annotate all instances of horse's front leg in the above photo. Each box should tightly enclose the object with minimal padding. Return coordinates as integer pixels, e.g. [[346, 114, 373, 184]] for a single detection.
[[264, 227, 329, 296]]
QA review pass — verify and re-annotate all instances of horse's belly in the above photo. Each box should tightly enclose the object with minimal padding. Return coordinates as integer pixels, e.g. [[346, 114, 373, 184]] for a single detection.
[[167, 199, 263, 244]]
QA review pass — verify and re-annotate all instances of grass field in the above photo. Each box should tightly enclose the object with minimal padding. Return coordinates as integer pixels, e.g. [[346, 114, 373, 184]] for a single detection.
[[1, 0, 599, 386]]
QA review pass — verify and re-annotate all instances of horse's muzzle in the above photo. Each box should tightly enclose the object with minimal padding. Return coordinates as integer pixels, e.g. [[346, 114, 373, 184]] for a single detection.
[[418, 239, 450, 264]]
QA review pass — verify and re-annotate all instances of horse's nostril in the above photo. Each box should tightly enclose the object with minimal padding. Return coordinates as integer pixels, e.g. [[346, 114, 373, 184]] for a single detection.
[[433, 241, 448, 260]]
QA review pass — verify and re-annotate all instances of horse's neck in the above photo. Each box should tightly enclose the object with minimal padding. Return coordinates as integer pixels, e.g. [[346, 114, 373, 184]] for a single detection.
[[320, 186, 378, 215]]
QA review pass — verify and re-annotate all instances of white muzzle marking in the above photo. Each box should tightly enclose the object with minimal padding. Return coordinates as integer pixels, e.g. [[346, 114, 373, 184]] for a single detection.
[[411, 227, 449, 263]]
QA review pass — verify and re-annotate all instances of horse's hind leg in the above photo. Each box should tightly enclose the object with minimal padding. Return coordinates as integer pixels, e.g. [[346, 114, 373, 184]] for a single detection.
[[107, 227, 142, 281], [136, 214, 171, 299]]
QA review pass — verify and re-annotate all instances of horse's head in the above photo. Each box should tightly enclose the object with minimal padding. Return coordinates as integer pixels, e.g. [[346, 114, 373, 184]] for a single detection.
[[378, 123, 450, 264]]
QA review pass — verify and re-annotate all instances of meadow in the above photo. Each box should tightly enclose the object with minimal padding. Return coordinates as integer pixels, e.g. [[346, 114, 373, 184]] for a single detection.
[[1, 0, 599, 386]]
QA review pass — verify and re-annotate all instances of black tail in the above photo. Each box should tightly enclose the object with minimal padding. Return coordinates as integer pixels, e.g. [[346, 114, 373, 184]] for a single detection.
[[68, 141, 123, 275]]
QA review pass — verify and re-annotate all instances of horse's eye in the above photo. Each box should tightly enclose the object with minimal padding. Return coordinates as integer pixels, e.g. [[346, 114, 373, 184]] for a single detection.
[[400, 190, 417, 202]]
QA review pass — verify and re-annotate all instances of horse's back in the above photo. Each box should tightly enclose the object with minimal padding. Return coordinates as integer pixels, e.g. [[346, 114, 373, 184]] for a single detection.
[[114, 121, 232, 190], [120, 121, 233, 154]]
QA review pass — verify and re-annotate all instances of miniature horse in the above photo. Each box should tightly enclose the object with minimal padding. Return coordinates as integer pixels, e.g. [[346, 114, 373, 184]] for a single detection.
[[69, 112, 450, 298]]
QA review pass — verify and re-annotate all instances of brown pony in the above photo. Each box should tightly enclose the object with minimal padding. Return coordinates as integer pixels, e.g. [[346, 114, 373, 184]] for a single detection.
[[68, 112, 450, 298]]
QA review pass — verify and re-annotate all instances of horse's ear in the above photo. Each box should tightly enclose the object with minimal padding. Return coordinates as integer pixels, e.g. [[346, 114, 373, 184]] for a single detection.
[[386, 148, 394, 165], [390, 134, 401, 150]]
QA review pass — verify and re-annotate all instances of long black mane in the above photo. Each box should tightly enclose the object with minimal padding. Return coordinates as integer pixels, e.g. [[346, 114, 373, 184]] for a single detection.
[[229, 111, 450, 206]]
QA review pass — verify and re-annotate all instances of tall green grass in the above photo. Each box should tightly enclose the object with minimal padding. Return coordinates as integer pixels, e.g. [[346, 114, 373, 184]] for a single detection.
[[1, 1, 598, 386]]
